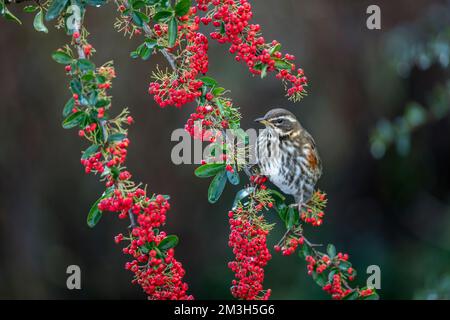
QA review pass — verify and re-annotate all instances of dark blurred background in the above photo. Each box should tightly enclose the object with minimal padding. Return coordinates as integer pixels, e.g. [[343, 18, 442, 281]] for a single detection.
[[1, 0, 450, 299]]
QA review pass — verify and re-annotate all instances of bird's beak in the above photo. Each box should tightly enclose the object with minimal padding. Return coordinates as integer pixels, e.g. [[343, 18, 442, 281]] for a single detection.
[[254, 117, 269, 125]]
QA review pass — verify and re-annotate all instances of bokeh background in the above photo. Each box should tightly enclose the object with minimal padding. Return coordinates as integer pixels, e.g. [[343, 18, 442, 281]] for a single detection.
[[1, 0, 450, 299]]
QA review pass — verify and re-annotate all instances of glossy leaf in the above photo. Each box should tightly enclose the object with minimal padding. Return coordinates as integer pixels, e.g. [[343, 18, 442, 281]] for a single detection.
[[158, 235, 179, 250], [1, 3, 22, 24], [200, 76, 218, 88], [274, 59, 292, 70], [78, 59, 95, 71], [33, 10, 48, 33], [342, 291, 359, 300], [153, 10, 173, 22], [52, 51, 73, 64], [286, 206, 298, 229], [194, 163, 225, 178], [208, 171, 227, 204], [81, 144, 99, 160], [175, 0, 191, 16], [361, 292, 379, 300], [70, 79, 82, 95], [338, 260, 352, 272], [86, 0, 107, 6], [168, 17, 178, 47], [62, 111, 84, 129], [312, 271, 327, 287], [62, 97, 75, 117], [226, 167, 240, 185], [299, 243, 313, 259], [107, 133, 126, 143], [327, 244, 336, 259], [45, 0, 69, 21], [232, 187, 255, 210], [87, 197, 103, 228]]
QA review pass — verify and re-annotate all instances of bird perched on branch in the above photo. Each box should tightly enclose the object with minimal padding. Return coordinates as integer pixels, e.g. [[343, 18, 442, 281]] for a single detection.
[[255, 108, 322, 212]]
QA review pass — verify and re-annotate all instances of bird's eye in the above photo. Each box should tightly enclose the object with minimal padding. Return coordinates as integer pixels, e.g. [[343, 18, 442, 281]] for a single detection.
[[274, 119, 284, 124]]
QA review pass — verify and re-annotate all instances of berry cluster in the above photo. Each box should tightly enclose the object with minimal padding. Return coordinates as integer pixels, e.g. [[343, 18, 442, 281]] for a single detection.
[[322, 273, 352, 300], [107, 191, 192, 300], [300, 191, 327, 226], [148, 9, 208, 107], [196, 0, 308, 102], [185, 104, 219, 141], [228, 207, 272, 300], [274, 236, 304, 256], [56, 32, 191, 299]]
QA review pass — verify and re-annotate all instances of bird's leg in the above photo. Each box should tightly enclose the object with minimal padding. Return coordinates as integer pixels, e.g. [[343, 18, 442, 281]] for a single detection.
[[297, 192, 304, 217], [244, 163, 260, 178]]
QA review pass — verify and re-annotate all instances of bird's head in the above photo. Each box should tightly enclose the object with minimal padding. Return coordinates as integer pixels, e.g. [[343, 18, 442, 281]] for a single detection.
[[255, 108, 302, 137]]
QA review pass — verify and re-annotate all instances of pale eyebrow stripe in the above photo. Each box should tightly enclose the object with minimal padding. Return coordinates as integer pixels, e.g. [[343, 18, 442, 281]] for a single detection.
[[270, 115, 296, 122]]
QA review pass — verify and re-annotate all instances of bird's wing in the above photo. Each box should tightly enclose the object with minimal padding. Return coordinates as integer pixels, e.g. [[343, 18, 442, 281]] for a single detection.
[[302, 132, 322, 178]]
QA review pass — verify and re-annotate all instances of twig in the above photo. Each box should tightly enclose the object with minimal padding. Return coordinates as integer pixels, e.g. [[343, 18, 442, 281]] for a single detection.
[[142, 23, 177, 71], [128, 209, 137, 229], [117, 0, 177, 71]]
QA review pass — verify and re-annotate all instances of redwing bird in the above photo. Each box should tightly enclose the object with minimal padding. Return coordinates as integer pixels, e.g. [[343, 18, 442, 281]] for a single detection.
[[255, 108, 322, 212]]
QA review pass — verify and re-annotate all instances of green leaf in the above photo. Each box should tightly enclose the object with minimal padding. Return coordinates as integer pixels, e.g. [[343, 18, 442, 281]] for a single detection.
[[276, 203, 288, 223], [286, 206, 298, 229], [158, 235, 179, 251], [81, 73, 95, 82], [226, 168, 240, 185], [87, 197, 103, 228], [131, 11, 143, 26], [269, 43, 281, 55], [175, 0, 191, 16], [168, 17, 178, 47], [232, 187, 255, 210], [33, 10, 48, 33], [267, 189, 286, 203], [62, 111, 84, 129], [107, 133, 126, 143], [81, 144, 99, 160], [132, 0, 146, 9], [327, 244, 336, 259], [312, 272, 327, 287], [45, 0, 69, 21], [52, 51, 73, 64], [260, 64, 268, 79], [70, 79, 82, 95], [274, 59, 292, 70], [24, 5, 39, 13], [88, 91, 98, 106], [194, 163, 225, 178], [200, 76, 218, 88], [131, 11, 149, 26], [153, 9, 173, 22], [360, 291, 379, 300], [77, 59, 95, 71], [338, 260, 352, 272], [139, 46, 152, 60], [212, 87, 225, 96], [95, 99, 110, 108], [2, 3, 22, 24], [86, 189, 113, 228], [208, 171, 227, 204], [62, 97, 75, 117], [145, 38, 158, 49], [86, 0, 107, 6], [299, 243, 313, 259], [342, 291, 359, 300], [130, 50, 139, 59]]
